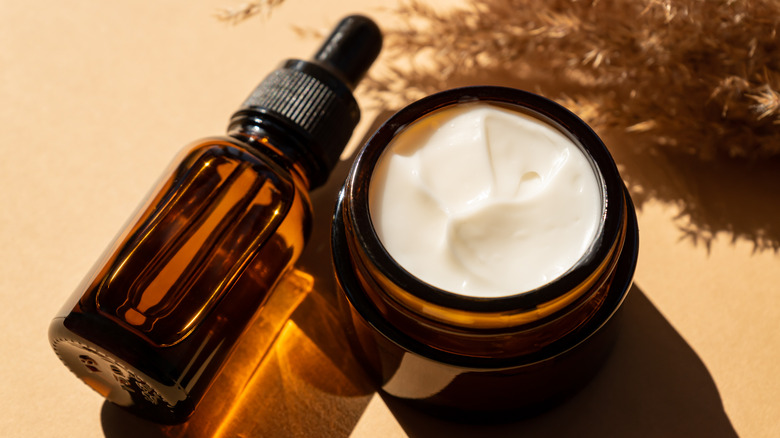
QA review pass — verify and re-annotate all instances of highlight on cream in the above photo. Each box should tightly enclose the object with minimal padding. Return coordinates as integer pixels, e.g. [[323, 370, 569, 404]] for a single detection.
[[368, 103, 603, 298]]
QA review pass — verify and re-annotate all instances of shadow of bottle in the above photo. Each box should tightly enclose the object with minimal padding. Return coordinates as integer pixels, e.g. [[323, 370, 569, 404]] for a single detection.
[[381, 284, 738, 437]]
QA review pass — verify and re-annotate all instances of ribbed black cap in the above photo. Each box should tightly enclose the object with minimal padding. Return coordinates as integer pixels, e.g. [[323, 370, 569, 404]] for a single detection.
[[236, 15, 382, 188]]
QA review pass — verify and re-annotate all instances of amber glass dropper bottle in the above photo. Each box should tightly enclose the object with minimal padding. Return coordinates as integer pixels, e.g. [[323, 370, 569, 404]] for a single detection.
[[49, 15, 382, 424]]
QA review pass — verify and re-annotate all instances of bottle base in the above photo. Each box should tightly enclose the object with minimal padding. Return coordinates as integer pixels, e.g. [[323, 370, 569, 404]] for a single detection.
[[49, 317, 193, 424]]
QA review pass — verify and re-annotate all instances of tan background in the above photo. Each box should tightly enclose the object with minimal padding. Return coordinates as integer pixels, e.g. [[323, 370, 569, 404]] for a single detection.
[[1, 1, 778, 437]]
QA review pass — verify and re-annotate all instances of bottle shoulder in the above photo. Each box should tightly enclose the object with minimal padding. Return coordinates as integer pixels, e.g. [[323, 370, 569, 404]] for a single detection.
[[180, 136, 282, 175], [183, 136, 314, 194]]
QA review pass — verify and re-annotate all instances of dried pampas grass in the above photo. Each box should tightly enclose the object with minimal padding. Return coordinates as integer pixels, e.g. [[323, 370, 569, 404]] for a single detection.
[[216, 0, 286, 24], [365, 0, 780, 160]]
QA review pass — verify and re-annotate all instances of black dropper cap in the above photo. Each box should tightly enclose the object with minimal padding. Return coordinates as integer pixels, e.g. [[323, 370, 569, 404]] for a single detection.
[[232, 15, 382, 189]]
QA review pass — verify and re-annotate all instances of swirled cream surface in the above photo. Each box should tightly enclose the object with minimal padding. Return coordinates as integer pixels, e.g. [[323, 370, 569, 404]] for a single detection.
[[369, 103, 603, 298]]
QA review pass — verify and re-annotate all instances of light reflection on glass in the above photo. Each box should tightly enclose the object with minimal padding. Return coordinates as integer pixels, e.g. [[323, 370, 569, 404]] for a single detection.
[[147, 268, 374, 438]]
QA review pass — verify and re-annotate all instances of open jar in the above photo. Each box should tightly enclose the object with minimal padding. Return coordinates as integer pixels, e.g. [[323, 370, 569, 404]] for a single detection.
[[332, 86, 638, 417]]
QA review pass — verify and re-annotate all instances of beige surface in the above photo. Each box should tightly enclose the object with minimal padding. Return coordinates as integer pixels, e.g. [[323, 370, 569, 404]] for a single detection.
[[1, 1, 778, 437]]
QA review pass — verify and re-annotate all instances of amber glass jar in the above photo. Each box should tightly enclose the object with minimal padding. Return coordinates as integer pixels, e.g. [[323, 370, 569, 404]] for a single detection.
[[332, 86, 639, 417]]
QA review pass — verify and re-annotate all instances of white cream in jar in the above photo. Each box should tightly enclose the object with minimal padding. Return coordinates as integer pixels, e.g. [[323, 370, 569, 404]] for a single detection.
[[369, 103, 603, 298]]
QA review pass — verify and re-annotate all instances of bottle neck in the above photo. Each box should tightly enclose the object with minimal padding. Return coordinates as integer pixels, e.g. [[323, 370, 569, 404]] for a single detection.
[[228, 110, 317, 191]]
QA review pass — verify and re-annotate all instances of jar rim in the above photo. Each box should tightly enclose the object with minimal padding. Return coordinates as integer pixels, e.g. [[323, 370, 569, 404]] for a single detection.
[[344, 86, 625, 313], [344, 86, 625, 314]]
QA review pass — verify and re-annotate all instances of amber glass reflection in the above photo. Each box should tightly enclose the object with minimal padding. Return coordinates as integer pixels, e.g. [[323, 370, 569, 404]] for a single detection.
[[96, 141, 295, 346], [158, 271, 373, 438]]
